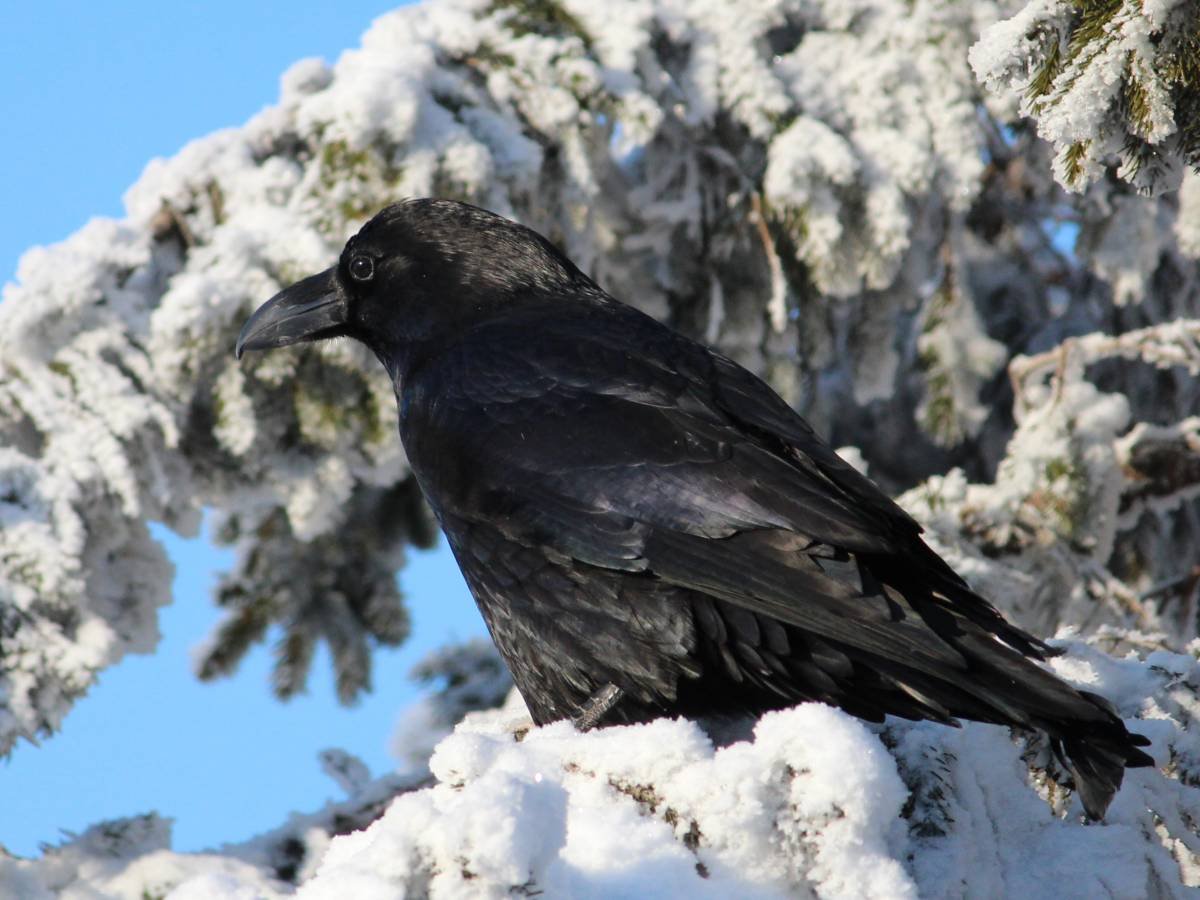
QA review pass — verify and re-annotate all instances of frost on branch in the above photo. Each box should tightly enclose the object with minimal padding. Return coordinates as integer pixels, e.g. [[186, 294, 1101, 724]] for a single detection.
[[316, 639, 1198, 899], [971, 0, 1200, 193], [900, 319, 1200, 640], [3, 8, 1200, 872], [0, 222, 183, 754], [6, 635, 1198, 898], [389, 637, 513, 770], [0, 0, 1069, 754], [196, 480, 437, 703]]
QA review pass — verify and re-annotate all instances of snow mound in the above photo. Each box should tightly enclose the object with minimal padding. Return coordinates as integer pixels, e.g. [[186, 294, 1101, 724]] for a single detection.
[[142, 638, 1200, 899], [4, 637, 1198, 897]]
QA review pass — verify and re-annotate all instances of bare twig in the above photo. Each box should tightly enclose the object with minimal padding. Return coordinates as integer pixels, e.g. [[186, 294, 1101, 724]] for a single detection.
[[750, 193, 788, 333]]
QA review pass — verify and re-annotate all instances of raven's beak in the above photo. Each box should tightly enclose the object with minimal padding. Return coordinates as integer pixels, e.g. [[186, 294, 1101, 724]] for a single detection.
[[236, 268, 346, 358]]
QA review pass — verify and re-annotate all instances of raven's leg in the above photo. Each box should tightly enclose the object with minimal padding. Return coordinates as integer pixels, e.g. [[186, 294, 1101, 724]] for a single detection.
[[572, 684, 624, 732]]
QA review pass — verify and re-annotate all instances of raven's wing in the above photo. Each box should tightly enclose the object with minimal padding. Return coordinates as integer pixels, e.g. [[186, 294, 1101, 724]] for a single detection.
[[699, 347, 1049, 655], [403, 304, 1051, 686], [406, 306, 900, 560]]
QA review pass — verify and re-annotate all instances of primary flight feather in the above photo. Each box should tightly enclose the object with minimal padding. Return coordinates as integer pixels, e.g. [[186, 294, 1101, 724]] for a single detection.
[[237, 199, 1151, 819]]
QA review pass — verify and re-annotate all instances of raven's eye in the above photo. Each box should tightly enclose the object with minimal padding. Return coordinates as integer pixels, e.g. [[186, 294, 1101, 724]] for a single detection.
[[349, 255, 374, 282]]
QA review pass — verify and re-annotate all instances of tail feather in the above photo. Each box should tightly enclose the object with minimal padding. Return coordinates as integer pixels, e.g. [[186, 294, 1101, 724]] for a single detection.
[[925, 603, 1155, 820], [889, 566, 1154, 820], [1051, 692, 1153, 820]]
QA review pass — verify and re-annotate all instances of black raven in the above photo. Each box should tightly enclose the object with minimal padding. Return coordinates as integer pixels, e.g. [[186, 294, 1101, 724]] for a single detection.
[[237, 199, 1152, 819]]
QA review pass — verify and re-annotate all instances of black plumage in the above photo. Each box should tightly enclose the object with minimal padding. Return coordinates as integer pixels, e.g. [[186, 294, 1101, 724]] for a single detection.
[[237, 199, 1152, 819]]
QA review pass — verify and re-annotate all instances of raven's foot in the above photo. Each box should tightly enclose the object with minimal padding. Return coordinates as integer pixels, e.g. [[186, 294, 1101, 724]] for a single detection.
[[572, 684, 623, 732]]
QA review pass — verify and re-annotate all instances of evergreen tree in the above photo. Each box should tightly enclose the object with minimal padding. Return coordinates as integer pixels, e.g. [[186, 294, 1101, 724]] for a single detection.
[[4, 0, 1200, 893]]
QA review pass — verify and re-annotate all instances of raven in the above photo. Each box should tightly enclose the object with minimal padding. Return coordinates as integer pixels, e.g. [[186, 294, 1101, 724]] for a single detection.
[[237, 199, 1152, 819]]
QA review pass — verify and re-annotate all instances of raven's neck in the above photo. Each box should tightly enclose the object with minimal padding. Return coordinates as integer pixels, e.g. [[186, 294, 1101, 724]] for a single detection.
[[368, 282, 615, 385]]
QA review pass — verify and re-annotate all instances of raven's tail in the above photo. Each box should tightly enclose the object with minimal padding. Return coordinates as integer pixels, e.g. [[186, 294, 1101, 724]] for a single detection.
[[1050, 690, 1154, 820], [904, 568, 1156, 820]]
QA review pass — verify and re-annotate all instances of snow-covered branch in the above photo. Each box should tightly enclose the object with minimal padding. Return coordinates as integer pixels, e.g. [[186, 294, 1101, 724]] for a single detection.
[[1, 0, 1062, 755], [5, 0, 1200, 891], [972, 0, 1200, 193], [5, 635, 1199, 898]]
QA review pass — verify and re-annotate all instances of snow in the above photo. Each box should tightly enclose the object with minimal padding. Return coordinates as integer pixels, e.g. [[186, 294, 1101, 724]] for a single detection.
[[0, 814, 286, 900], [5, 634, 1196, 898], [971, 0, 1190, 192], [1088, 193, 1177, 306], [763, 2, 990, 296], [5, 0, 1200, 894], [914, 276, 1008, 446], [1176, 170, 1200, 257], [0, 0, 1028, 759], [389, 637, 513, 770]]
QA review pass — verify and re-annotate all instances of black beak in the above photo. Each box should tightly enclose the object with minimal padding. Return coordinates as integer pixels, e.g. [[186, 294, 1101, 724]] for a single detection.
[[236, 268, 346, 359]]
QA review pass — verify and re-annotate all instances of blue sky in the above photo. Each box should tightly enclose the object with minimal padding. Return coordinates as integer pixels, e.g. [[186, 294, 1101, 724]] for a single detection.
[[0, 1, 490, 855]]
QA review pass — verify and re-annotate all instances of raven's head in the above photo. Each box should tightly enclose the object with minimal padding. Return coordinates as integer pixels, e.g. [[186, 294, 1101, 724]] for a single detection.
[[236, 199, 587, 365]]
